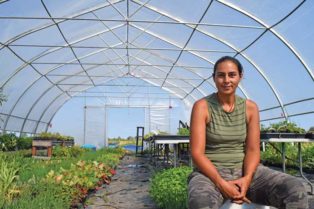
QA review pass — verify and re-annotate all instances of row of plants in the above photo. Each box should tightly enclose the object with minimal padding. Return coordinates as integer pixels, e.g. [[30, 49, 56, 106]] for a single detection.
[[0, 131, 76, 152], [261, 121, 314, 139], [35, 132, 74, 141], [261, 142, 314, 172], [261, 121, 314, 171], [0, 147, 125, 208], [0, 134, 32, 151]]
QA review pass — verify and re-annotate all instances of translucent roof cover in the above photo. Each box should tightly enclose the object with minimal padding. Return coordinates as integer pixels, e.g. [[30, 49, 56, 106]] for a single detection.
[[0, 0, 313, 136]]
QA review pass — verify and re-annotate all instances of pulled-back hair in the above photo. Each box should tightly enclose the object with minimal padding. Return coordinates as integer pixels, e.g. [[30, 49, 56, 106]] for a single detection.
[[213, 56, 243, 76]]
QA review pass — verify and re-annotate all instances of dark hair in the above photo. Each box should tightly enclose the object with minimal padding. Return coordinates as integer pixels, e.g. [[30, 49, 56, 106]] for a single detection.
[[213, 56, 243, 76]]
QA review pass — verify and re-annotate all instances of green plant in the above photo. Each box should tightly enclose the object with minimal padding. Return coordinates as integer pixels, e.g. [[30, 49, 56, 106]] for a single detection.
[[177, 127, 190, 136], [7, 181, 73, 209], [36, 132, 74, 141], [0, 157, 20, 208], [0, 133, 18, 151], [0, 148, 124, 208], [262, 121, 305, 133], [52, 146, 85, 158], [150, 166, 192, 209], [17, 137, 33, 150]]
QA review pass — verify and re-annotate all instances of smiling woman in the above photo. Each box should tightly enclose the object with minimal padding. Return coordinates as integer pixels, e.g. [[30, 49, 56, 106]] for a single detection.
[[188, 56, 309, 209]]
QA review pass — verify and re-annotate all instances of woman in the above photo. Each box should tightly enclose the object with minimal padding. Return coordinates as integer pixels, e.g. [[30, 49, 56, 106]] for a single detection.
[[188, 56, 308, 209]]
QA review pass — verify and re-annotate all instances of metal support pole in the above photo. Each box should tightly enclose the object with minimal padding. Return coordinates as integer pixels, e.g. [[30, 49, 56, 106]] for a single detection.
[[281, 143, 286, 173], [298, 142, 314, 194]]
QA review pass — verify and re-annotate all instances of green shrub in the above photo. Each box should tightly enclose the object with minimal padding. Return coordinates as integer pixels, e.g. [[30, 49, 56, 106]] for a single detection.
[[0, 156, 20, 208], [150, 166, 192, 209], [36, 132, 74, 141], [17, 137, 32, 150], [177, 128, 190, 136], [52, 146, 85, 158], [262, 120, 305, 133], [0, 133, 18, 151]]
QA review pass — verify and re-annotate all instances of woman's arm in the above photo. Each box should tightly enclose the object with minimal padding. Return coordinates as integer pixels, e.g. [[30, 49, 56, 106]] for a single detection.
[[243, 99, 261, 182], [190, 99, 242, 199]]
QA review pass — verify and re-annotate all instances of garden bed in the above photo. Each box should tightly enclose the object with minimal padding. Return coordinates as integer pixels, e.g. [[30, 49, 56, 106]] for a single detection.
[[0, 147, 125, 208]]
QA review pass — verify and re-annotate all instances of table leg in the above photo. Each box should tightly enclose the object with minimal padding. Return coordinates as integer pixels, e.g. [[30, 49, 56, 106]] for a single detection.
[[298, 143, 314, 195], [173, 144, 177, 167], [281, 143, 286, 173]]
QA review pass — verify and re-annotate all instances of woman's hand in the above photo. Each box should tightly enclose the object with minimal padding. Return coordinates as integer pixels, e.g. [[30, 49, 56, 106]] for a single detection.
[[216, 179, 244, 201], [228, 176, 252, 204]]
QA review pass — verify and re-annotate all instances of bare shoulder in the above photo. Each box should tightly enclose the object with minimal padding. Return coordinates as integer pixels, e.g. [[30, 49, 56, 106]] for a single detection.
[[191, 98, 210, 124], [192, 98, 209, 119], [246, 99, 259, 112], [193, 98, 208, 110], [245, 99, 259, 123]]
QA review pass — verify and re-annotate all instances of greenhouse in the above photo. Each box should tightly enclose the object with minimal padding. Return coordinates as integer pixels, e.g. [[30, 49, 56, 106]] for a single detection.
[[0, 0, 314, 208]]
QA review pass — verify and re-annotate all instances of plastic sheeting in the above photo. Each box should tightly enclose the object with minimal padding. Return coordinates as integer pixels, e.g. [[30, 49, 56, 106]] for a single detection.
[[0, 0, 313, 136]]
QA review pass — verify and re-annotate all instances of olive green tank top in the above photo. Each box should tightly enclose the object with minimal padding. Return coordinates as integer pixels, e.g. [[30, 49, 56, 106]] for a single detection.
[[205, 93, 247, 168]]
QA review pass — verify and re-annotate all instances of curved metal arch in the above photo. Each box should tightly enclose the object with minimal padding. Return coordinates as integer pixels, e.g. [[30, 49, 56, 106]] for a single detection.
[[130, 50, 219, 100], [28, 55, 138, 134], [37, 55, 189, 134], [19, 85, 67, 133], [159, 0, 214, 87], [19, 56, 129, 133], [1, 1, 246, 133], [132, 0, 288, 119], [217, 0, 313, 80], [2, 0, 310, 132], [4, 40, 125, 133], [0, 0, 125, 50], [129, 42, 211, 93], [22, 15, 253, 130], [0, 45, 71, 131], [129, 22, 250, 100], [41, 0, 96, 86], [0, 23, 126, 90], [35, 92, 65, 133]]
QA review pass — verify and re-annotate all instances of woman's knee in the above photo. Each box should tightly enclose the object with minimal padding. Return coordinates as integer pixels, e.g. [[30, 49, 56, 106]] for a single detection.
[[188, 172, 223, 209], [188, 191, 222, 209], [285, 178, 308, 203]]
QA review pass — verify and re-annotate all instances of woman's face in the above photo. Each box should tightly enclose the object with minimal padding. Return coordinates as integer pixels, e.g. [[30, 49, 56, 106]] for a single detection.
[[213, 60, 242, 95]]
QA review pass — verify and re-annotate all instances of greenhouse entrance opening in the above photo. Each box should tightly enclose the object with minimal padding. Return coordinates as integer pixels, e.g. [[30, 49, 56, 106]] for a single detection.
[[83, 104, 172, 149], [106, 107, 145, 147]]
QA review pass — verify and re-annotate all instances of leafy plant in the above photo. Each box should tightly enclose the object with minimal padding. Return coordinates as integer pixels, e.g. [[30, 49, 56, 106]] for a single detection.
[[16, 137, 33, 150], [177, 127, 190, 136], [0, 133, 18, 151], [35, 132, 74, 141], [150, 166, 192, 209], [7, 181, 73, 209], [0, 156, 20, 208], [0, 147, 125, 208], [262, 120, 305, 133], [52, 146, 85, 158]]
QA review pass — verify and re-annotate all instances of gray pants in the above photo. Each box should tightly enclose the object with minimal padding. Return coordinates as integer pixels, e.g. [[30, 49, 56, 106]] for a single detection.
[[188, 164, 308, 209]]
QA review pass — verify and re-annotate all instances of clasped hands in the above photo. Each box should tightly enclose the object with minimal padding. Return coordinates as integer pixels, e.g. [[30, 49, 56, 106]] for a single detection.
[[217, 176, 252, 204]]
